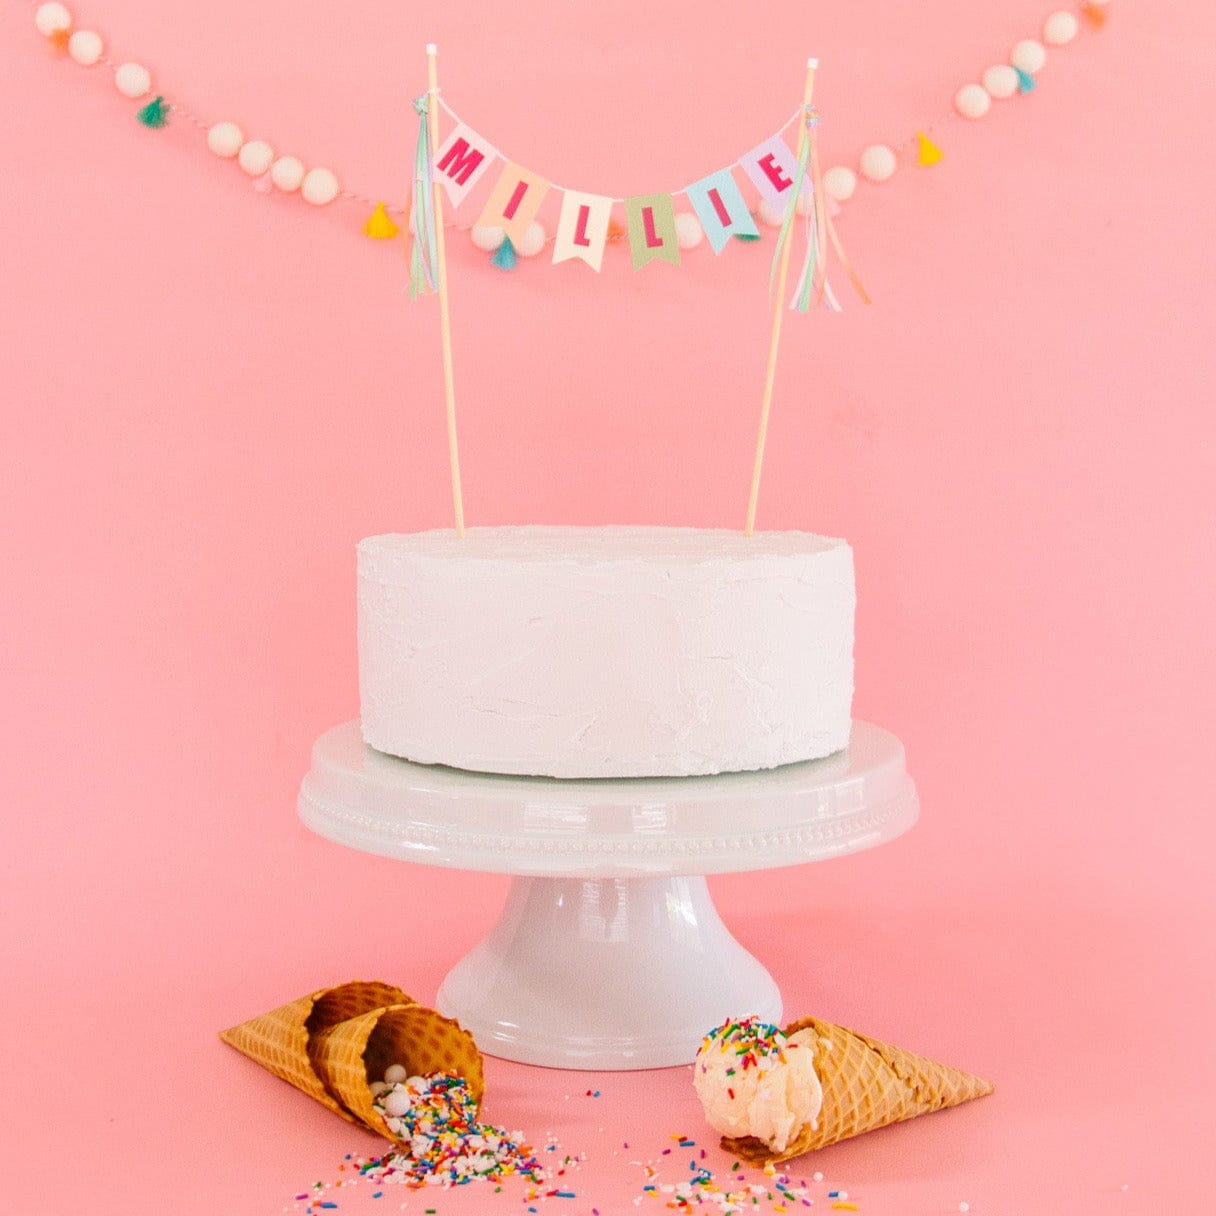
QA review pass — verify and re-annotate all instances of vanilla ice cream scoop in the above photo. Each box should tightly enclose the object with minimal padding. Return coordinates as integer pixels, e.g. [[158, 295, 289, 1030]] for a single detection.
[[692, 1017, 823, 1153]]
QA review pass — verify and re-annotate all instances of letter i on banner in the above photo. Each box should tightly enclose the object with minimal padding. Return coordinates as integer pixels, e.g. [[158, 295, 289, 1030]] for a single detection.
[[433, 122, 497, 207], [686, 169, 760, 253], [624, 194, 680, 269], [476, 163, 550, 247], [553, 191, 613, 271]]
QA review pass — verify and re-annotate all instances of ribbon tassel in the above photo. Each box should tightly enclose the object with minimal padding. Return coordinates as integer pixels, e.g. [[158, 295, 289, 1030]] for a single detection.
[[408, 93, 440, 299], [771, 105, 870, 314]]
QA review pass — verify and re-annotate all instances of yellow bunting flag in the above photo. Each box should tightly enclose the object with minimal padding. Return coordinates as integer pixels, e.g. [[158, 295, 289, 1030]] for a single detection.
[[624, 194, 679, 270], [475, 162, 550, 248], [553, 191, 613, 271]]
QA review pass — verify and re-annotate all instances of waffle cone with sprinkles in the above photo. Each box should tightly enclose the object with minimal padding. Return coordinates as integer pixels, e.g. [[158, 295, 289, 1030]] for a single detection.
[[219, 980, 413, 1122], [311, 1002, 485, 1139], [719, 1015, 993, 1164]]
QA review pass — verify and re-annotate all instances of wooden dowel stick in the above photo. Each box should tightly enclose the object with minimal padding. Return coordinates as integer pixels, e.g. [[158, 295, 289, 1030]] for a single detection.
[[427, 43, 466, 538], [744, 57, 818, 537]]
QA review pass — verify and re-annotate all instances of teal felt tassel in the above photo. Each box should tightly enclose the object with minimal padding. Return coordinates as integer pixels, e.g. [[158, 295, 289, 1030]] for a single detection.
[[136, 96, 169, 128], [490, 235, 517, 270], [1015, 67, 1036, 94]]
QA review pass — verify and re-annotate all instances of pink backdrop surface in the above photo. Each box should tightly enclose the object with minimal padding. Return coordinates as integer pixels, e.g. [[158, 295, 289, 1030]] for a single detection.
[[2, 1, 1213, 1213]]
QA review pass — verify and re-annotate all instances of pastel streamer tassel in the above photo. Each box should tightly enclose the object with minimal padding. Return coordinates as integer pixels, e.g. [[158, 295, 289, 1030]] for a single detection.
[[408, 94, 440, 299], [768, 106, 815, 300]]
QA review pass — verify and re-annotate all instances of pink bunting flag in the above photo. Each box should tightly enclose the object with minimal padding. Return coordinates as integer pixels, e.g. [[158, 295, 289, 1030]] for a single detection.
[[433, 122, 497, 207]]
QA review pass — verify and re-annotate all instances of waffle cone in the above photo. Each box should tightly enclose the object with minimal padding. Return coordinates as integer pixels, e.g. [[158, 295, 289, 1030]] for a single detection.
[[219, 981, 413, 1122], [311, 1002, 486, 1139], [721, 1016, 993, 1164]]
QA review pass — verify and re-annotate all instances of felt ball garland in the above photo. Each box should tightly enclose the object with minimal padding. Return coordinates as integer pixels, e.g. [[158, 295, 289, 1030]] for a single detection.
[[29, 1, 1110, 254]]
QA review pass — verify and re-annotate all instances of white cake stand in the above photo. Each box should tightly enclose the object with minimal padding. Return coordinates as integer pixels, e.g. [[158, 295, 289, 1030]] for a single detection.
[[298, 721, 917, 1071]]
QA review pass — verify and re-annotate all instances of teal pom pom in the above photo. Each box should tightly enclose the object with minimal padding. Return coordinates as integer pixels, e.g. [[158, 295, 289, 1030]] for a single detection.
[[490, 235, 517, 270], [136, 96, 169, 128], [1015, 67, 1036, 94]]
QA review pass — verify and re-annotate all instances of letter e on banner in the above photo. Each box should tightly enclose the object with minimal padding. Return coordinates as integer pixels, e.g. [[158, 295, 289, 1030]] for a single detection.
[[740, 135, 800, 208]]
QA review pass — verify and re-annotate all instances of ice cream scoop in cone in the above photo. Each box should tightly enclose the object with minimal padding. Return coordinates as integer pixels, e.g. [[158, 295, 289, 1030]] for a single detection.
[[699, 1015, 992, 1164], [311, 1002, 485, 1139], [219, 980, 413, 1122]]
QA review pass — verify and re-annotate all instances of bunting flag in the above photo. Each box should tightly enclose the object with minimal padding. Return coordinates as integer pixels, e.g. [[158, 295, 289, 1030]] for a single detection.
[[553, 191, 613, 271], [740, 135, 801, 208], [433, 122, 497, 206], [624, 194, 679, 270], [686, 169, 760, 252], [475, 162, 550, 247]]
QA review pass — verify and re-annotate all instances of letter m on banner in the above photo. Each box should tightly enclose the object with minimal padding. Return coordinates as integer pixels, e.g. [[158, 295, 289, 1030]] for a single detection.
[[433, 123, 497, 207]]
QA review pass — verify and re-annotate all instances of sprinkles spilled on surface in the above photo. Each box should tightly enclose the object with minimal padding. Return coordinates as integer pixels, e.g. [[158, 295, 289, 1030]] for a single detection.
[[366, 1072, 548, 1189], [631, 1134, 852, 1211], [286, 1079, 862, 1214]]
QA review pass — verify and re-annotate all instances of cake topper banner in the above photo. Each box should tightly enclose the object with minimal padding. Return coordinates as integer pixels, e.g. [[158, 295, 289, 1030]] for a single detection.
[[412, 98, 853, 297], [407, 51, 868, 544]]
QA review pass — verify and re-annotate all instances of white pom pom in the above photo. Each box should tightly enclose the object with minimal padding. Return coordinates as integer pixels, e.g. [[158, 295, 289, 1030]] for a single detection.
[[301, 166, 340, 205], [822, 166, 856, 202], [382, 1088, 412, 1118], [515, 220, 546, 257], [756, 199, 785, 228], [859, 144, 897, 182], [955, 83, 992, 119], [270, 156, 305, 192], [1010, 39, 1047, 74], [982, 64, 1019, 99], [1043, 11, 1079, 44], [114, 62, 151, 99], [383, 1064, 408, 1085], [35, 3, 71, 36], [470, 225, 505, 252], [68, 29, 103, 66], [237, 140, 274, 176], [674, 212, 703, 250], [795, 187, 816, 218], [207, 122, 243, 159]]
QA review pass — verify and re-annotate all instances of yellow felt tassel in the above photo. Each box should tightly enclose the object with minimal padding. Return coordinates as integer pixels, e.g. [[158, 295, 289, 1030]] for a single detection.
[[916, 131, 943, 166], [363, 202, 401, 240]]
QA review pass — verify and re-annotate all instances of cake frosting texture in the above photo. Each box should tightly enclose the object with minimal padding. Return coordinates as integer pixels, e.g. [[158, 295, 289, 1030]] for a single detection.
[[358, 526, 855, 779]]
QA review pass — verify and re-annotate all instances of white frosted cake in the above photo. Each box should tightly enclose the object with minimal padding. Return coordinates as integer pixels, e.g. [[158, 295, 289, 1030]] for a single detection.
[[357, 526, 854, 779]]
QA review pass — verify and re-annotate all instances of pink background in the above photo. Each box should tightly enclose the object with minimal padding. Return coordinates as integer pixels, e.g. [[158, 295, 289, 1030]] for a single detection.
[[2, 1, 1213, 1212]]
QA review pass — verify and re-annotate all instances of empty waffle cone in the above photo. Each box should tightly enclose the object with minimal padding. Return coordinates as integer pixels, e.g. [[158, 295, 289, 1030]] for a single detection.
[[721, 1015, 993, 1164], [219, 980, 413, 1122], [312, 1002, 485, 1139]]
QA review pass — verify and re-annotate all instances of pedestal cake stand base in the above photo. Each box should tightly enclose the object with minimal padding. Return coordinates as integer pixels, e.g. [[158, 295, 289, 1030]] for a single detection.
[[299, 720, 918, 1070]]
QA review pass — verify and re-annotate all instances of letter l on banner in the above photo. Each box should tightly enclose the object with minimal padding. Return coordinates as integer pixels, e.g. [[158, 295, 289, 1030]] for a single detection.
[[553, 191, 613, 270]]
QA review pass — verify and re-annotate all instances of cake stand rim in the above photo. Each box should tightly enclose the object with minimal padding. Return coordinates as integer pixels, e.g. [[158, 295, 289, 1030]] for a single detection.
[[297, 719, 919, 877]]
